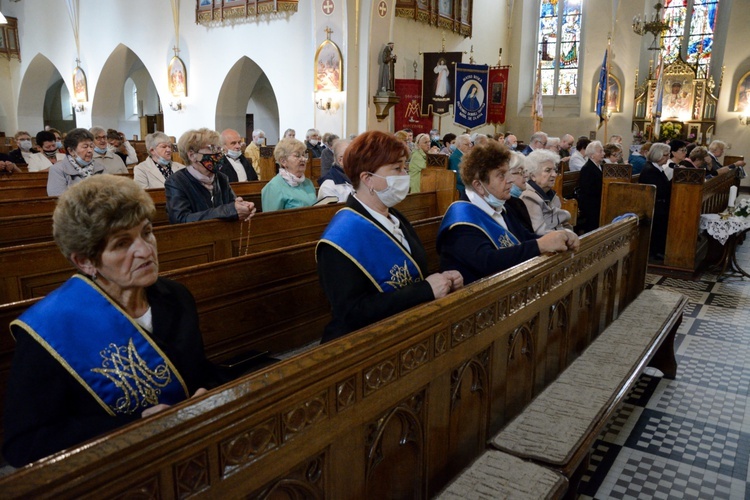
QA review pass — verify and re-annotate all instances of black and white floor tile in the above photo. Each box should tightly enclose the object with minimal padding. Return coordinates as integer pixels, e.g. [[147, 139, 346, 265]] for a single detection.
[[579, 243, 750, 499]]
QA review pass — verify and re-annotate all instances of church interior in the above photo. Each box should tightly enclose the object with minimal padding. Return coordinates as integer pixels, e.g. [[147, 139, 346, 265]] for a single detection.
[[0, 0, 749, 497]]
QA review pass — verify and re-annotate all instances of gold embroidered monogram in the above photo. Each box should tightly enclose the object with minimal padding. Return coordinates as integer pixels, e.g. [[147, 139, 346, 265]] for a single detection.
[[92, 338, 174, 414], [385, 260, 416, 289], [498, 233, 516, 248]]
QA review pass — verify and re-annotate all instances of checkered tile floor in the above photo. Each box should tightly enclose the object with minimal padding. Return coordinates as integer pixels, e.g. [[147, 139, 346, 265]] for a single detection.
[[579, 242, 750, 499]]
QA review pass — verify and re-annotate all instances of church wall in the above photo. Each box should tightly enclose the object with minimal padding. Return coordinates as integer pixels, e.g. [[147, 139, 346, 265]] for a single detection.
[[0, 59, 21, 134]]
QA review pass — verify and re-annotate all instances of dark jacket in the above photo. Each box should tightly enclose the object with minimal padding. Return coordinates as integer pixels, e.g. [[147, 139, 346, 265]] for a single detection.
[[639, 162, 672, 256], [577, 159, 603, 233], [320, 147, 335, 178], [164, 167, 238, 223], [437, 202, 541, 286], [306, 141, 323, 158], [316, 195, 434, 343], [317, 163, 351, 186], [8, 147, 38, 164], [3, 278, 226, 467], [217, 155, 258, 183]]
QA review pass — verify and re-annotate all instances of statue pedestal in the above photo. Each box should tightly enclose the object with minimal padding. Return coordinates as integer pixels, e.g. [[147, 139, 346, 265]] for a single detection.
[[373, 92, 400, 122]]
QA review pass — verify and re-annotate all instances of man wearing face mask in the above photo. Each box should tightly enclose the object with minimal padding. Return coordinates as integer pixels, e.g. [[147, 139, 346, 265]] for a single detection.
[[305, 128, 323, 158], [47, 128, 105, 196], [437, 142, 577, 285], [165, 128, 256, 224], [217, 129, 258, 183], [242, 129, 266, 179], [27, 131, 66, 172], [9, 131, 39, 164], [503, 134, 518, 151], [317, 131, 464, 342], [449, 134, 473, 198], [89, 126, 127, 174]]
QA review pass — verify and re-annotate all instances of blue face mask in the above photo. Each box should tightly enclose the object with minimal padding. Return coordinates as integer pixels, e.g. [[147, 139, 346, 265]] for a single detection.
[[156, 156, 171, 166], [94, 146, 108, 155], [55, 141, 63, 149], [74, 155, 93, 167], [480, 182, 505, 210], [449, 144, 457, 152], [510, 183, 524, 198]]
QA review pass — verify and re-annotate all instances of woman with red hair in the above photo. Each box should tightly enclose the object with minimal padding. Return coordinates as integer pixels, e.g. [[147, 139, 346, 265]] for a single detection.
[[316, 131, 463, 342]]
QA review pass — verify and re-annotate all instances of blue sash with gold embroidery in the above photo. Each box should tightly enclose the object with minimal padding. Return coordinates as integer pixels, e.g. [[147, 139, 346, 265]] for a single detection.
[[318, 208, 423, 292], [438, 201, 520, 249], [11, 275, 189, 416]]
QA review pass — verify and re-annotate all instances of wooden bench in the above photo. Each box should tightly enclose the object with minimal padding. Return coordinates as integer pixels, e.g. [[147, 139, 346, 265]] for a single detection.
[[0, 211, 652, 497], [437, 449, 568, 499], [491, 288, 687, 496], [0, 190, 445, 302], [0, 171, 50, 187]]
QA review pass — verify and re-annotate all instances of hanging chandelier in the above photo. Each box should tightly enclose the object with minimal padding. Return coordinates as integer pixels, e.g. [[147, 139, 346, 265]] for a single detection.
[[632, 3, 671, 50]]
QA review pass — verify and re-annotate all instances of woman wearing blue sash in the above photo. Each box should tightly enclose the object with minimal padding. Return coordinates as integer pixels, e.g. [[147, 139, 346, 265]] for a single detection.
[[317, 131, 463, 343], [437, 141, 579, 286], [3, 175, 225, 467]]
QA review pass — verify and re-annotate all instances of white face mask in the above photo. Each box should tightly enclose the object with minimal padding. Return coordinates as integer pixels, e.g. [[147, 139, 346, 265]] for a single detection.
[[256, 138, 264, 145], [308, 139, 319, 146], [226, 149, 242, 160], [19, 140, 32, 151], [370, 173, 410, 208]]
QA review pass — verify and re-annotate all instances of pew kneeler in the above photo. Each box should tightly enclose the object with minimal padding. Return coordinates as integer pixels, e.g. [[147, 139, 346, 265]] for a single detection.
[[491, 289, 687, 498], [436, 449, 568, 499]]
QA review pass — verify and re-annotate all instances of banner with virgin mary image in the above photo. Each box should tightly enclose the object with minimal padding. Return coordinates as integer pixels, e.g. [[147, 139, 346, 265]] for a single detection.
[[421, 52, 463, 116], [454, 63, 489, 130], [487, 66, 509, 125]]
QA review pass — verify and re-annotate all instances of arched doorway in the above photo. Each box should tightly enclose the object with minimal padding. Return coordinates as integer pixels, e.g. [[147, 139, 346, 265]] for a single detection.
[[216, 57, 280, 144], [92, 44, 159, 140], [17, 54, 74, 134]]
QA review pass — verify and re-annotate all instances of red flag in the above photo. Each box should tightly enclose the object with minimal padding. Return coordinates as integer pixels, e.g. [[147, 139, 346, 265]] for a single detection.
[[487, 67, 509, 125], [394, 79, 433, 134]]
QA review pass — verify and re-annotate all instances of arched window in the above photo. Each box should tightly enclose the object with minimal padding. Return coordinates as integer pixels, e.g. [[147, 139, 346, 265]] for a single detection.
[[661, 0, 720, 78], [536, 0, 583, 96]]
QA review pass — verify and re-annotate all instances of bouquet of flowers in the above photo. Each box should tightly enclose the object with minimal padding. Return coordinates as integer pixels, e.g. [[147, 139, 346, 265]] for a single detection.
[[658, 122, 682, 141], [734, 198, 750, 218]]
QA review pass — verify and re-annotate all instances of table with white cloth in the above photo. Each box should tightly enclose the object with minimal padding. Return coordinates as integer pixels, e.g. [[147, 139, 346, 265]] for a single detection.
[[699, 213, 750, 279]]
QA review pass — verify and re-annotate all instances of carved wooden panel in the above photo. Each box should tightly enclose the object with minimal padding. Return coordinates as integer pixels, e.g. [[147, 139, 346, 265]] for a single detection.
[[196, 0, 299, 25], [601, 263, 619, 328], [400, 340, 430, 376], [447, 348, 491, 480], [336, 376, 356, 412], [363, 356, 399, 397], [174, 450, 210, 499], [546, 295, 571, 383], [253, 453, 326, 500], [475, 303, 496, 333], [451, 315, 475, 346], [573, 277, 598, 356], [112, 476, 160, 500], [365, 391, 425, 499], [673, 167, 706, 184], [505, 316, 538, 420], [434, 329, 448, 356], [220, 417, 279, 477], [282, 391, 328, 442]]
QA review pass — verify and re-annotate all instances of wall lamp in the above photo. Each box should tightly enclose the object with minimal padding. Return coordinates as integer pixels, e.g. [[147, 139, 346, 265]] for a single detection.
[[315, 95, 340, 114], [169, 100, 183, 111], [740, 114, 749, 126]]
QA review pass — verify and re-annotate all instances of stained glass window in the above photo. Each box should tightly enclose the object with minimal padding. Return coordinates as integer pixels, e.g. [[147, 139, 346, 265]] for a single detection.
[[687, 0, 719, 77], [660, 0, 720, 78], [661, 0, 687, 65], [536, 0, 582, 96]]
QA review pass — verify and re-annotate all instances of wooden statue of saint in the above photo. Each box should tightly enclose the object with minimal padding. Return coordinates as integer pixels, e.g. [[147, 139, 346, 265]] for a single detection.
[[378, 42, 397, 94]]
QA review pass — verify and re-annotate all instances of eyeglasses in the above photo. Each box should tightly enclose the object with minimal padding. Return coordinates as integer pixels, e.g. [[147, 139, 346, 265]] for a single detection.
[[289, 153, 307, 159]]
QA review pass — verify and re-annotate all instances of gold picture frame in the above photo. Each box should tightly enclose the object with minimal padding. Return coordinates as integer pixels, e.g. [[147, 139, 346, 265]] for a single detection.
[[73, 65, 88, 103], [168, 56, 187, 98], [314, 39, 343, 92], [733, 70, 750, 113], [595, 74, 621, 113]]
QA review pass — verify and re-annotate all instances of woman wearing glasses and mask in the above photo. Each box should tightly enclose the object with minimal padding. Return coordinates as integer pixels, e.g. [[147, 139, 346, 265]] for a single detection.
[[316, 131, 463, 343], [260, 137, 317, 212], [165, 128, 256, 224], [437, 142, 577, 286]]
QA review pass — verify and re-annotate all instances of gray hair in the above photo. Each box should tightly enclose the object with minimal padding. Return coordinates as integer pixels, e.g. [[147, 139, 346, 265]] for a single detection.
[[306, 128, 320, 139], [456, 134, 472, 148], [145, 132, 171, 152], [274, 137, 306, 162], [546, 137, 560, 149], [708, 140, 726, 154], [530, 131, 548, 144], [252, 129, 265, 139], [585, 140, 603, 157], [323, 133, 339, 147], [525, 149, 560, 178], [648, 143, 671, 163], [89, 126, 106, 137], [508, 151, 526, 174], [332, 139, 351, 163]]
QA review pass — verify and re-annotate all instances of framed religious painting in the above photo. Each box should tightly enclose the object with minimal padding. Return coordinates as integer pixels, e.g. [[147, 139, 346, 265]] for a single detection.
[[734, 70, 750, 113], [72, 65, 88, 102], [168, 56, 187, 98], [314, 39, 343, 92], [594, 74, 621, 113]]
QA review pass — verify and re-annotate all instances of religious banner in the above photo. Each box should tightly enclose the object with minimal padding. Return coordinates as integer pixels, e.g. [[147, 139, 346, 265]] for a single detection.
[[487, 67, 509, 124], [453, 63, 489, 130], [395, 79, 432, 135], [421, 52, 463, 116]]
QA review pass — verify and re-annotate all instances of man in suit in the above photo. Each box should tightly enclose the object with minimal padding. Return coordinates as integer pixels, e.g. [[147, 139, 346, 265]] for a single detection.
[[218, 129, 258, 183], [521, 131, 547, 156], [577, 140, 605, 233], [707, 140, 746, 178]]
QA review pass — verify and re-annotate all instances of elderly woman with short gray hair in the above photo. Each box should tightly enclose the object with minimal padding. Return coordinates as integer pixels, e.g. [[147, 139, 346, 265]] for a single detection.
[[638, 142, 673, 260], [521, 149, 573, 235], [261, 137, 317, 212], [134, 132, 185, 189]]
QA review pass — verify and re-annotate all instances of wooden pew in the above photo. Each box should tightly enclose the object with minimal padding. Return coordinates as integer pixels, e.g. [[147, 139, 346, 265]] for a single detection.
[[0, 171, 49, 187], [0, 181, 267, 231], [427, 152, 449, 168], [552, 170, 578, 227], [259, 145, 276, 181], [599, 163, 633, 226], [562, 169, 579, 200], [0, 190, 443, 302], [662, 168, 737, 272], [0, 213, 651, 497]]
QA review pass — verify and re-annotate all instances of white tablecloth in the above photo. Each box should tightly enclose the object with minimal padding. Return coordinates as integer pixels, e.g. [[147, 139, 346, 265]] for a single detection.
[[699, 214, 750, 245]]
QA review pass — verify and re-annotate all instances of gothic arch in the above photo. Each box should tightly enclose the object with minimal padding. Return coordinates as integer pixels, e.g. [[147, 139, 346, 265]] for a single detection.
[[17, 53, 70, 133], [215, 56, 280, 143], [92, 44, 159, 139]]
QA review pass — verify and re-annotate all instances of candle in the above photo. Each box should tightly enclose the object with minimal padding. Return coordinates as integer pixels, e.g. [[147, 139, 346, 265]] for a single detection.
[[728, 186, 737, 208]]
